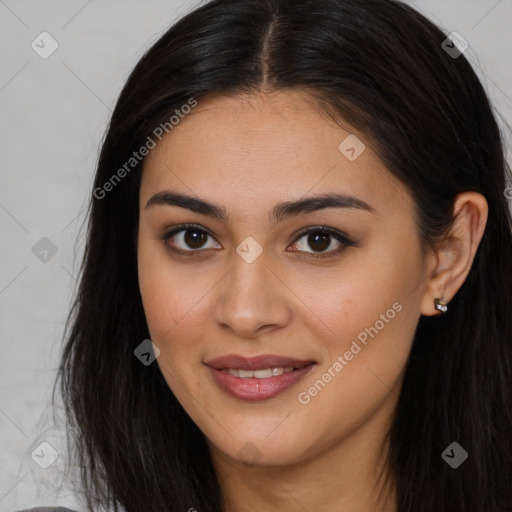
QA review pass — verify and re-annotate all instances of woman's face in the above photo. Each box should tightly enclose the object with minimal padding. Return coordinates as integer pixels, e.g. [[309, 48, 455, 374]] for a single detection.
[[137, 91, 431, 468]]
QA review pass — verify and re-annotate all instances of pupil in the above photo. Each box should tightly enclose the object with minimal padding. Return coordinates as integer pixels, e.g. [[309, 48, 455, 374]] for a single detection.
[[309, 232, 329, 252], [185, 229, 207, 249]]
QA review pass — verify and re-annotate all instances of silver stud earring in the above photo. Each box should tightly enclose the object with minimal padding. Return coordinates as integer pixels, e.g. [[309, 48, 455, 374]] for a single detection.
[[434, 295, 448, 313]]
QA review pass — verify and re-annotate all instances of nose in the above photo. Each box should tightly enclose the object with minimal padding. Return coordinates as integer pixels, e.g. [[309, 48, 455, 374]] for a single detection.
[[213, 248, 291, 339]]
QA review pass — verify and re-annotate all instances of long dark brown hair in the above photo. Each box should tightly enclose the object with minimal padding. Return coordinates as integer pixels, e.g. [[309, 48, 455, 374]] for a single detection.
[[52, 0, 512, 510]]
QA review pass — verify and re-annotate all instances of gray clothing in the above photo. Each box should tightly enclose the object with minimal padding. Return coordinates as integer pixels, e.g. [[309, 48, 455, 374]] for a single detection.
[[15, 508, 80, 512]]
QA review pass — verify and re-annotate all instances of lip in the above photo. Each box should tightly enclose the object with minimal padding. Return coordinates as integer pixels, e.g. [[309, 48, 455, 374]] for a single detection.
[[204, 354, 315, 371], [204, 354, 316, 401]]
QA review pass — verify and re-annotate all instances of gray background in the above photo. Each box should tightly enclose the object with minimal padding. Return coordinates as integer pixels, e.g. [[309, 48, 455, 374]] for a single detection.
[[1, 1, 511, 511]]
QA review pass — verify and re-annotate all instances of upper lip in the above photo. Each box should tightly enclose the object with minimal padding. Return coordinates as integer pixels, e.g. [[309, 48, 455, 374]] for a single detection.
[[204, 354, 315, 371]]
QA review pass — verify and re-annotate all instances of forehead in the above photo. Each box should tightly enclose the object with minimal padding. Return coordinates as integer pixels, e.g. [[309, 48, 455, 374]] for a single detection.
[[140, 91, 409, 217]]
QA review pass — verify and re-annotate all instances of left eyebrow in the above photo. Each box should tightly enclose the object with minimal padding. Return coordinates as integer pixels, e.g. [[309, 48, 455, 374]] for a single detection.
[[144, 190, 376, 224]]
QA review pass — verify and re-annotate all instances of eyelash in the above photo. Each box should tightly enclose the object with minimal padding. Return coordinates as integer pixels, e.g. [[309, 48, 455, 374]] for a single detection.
[[160, 223, 354, 259]]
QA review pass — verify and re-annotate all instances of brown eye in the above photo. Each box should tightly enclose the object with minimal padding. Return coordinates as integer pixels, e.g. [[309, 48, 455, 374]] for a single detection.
[[183, 229, 208, 249], [161, 224, 353, 259], [162, 225, 221, 253], [306, 232, 331, 252], [289, 227, 353, 258]]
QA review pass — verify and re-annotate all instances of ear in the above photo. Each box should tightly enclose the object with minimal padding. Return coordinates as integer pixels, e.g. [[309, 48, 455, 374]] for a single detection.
[[420, 191, 488, 316]]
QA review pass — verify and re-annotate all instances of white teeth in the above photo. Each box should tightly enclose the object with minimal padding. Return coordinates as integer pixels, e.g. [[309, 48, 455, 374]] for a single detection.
[[255, 368, 274, 378], [226, 367, 295, 378]]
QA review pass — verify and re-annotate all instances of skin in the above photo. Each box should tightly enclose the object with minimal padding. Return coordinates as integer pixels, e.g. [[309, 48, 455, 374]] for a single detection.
[[137, 90, 488, 512]]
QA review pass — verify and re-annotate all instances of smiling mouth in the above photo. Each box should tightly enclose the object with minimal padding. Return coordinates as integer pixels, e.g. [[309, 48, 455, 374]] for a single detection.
[[204, 354, 315, 371], [218, 364, 313, 378], [204, 356, 317, 401]]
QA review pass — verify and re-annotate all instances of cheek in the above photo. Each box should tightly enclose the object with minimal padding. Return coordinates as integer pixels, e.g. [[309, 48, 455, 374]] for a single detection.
[[292, 261, 420, 453], [291, 237, 422, 346], [137, 251, 211, 401], [293, 234, 424, 401], [137, 240, 216, 351]]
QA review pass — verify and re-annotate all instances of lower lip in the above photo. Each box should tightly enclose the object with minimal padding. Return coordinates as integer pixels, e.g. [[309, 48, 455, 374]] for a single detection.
[[206, 364, 316, 401]]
